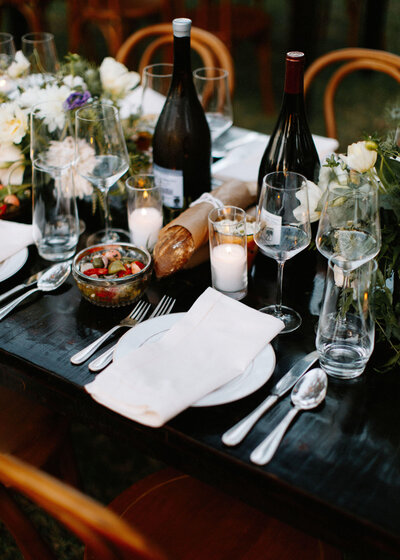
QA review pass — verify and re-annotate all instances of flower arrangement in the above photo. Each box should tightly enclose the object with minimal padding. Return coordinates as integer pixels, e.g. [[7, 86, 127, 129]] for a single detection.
[[0, 52, 150, 216]]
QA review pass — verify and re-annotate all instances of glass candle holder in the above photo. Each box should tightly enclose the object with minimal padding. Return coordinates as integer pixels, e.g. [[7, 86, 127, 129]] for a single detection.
[[126, 174, 163, 252], [208, 206, 247, 300]]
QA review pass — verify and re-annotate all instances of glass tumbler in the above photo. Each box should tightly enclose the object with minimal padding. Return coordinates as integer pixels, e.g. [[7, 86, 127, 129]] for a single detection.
[[32, 163, 79, 261], [208, 206, 247, 300], [126, 174, 163, 251], [316, 256, 377, 379]]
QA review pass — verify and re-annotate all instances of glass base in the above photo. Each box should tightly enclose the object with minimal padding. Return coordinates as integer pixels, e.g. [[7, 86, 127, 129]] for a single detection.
[[259, 304, 302, 333], [86, 228, 131, 246]]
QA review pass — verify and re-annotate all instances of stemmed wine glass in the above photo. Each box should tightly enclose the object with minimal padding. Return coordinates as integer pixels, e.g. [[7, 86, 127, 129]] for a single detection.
[[255, 171, 311, 333], [316, 176, 381, 274], [193, 67, 233, 142], [21, 32, 59, 76], [75, 101, 130, 245]]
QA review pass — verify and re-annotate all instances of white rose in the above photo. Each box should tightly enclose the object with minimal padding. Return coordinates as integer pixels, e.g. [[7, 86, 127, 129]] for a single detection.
[[0, 102, 28, 144], [100, 57, 140, 99], [0, 143, 25, 185], [294, 180, 323, 223], [7, 51, 30, 79], [340, 141, 377, 173]]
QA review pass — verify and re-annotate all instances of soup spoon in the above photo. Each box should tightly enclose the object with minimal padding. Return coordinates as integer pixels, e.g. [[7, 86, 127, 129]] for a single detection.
[[250, 368, 328, 465], [0, 261, 71, 320]]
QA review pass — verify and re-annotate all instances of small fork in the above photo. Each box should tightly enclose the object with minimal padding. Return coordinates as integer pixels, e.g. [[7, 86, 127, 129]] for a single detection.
[[70, 300, 151, 365], [88, 295, 176, 372]]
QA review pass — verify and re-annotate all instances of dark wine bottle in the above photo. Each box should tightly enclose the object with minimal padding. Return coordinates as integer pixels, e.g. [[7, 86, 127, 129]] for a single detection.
[[152, 18, 211, 223], [257, 51, 320, 196]]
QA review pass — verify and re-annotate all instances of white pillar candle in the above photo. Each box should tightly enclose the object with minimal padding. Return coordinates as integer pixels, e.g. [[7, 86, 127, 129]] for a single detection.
[[128, 207, 163, 250], [211, 243, 247, 292]]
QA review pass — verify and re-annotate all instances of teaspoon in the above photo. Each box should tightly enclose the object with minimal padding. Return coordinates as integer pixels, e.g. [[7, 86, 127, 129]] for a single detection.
[[250, 368, 328, 466], [0, 261, 71, 321]]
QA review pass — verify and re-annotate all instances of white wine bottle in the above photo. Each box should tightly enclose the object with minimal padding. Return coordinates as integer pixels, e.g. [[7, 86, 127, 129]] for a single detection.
[[153, 18, 211, 222], [257, 51, 320, 197]]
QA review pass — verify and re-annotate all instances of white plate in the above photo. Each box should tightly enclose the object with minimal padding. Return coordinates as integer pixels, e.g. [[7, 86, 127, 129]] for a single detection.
[[114, 312, 276, 407], [0, 248, 28, 282]]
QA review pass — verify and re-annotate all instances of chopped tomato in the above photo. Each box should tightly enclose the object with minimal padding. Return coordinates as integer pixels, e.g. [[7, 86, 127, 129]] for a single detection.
[[133, 260, 145, 270], [83, 268, 109, 276]]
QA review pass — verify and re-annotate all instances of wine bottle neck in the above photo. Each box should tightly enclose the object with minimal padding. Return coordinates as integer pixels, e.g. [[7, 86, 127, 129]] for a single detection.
[[173, 35, 192, 79], [284, 55, 304, 95]]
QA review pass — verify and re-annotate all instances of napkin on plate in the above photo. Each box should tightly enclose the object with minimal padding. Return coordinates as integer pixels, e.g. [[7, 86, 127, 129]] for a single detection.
[[85, 287, 284, 427], [0, 220, 33, 262]]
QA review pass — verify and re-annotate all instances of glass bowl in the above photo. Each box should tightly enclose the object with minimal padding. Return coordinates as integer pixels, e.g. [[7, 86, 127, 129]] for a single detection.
[[72, 243, 152, 307]]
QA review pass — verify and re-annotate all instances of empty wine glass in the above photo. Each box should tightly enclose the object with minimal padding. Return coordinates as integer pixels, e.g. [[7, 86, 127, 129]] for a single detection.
[[316, 174, 381, 271], [75, 101, 130, 244], [255, 171, 311, 333], [21, 32, 59, 75], [139, 63, 173, 137], [193, 67, 233, 142]]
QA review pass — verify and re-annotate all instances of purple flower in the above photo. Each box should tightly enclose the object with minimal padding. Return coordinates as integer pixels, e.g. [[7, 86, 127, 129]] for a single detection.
[[63, 90, 91, 111]]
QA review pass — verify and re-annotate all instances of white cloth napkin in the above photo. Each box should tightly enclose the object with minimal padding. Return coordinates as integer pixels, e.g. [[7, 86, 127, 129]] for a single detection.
[[212, 134, 339, 182], [0, 220, 33, 262], [86, 287, 284, 427]]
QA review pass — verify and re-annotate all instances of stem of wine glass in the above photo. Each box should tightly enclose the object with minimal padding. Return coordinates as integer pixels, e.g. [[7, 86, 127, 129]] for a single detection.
[[275, 260, 285, 316], [102, 187, 112, 242]]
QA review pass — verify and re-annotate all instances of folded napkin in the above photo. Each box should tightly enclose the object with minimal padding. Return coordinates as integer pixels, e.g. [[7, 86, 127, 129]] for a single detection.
[[86, 287, 284, 427], [0, 220, 33, 262]]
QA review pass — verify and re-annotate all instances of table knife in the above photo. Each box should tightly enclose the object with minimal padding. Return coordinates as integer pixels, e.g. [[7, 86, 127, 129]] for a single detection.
[[0, 268, 48, 304], [221, 350, 319, 447]]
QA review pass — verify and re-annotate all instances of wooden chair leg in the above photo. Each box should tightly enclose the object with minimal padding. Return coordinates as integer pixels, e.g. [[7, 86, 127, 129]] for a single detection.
[[0, 483, 56, 560]]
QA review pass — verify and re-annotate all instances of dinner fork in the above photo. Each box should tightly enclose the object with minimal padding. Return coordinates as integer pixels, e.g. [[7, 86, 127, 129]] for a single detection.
[[88, 295, 176, 372], [70, 300, 151, 365]]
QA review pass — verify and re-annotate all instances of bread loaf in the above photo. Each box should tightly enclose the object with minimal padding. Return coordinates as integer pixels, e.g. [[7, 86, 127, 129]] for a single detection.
[[153, 179, 257, 278]]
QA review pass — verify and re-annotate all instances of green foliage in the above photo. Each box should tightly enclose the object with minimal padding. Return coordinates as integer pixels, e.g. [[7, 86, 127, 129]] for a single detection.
[[370, 133, 400, 370]]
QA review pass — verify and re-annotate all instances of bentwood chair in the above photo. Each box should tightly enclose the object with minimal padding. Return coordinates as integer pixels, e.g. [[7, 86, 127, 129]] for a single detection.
[[67, 0, 168, 57], [304, 47, 400, 139], [0, 452, 342, 560], [116, 23, 235, 96]]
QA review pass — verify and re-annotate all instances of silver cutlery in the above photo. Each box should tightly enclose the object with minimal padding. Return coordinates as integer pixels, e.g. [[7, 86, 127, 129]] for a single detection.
[[222, 350, 319, 447], [70, 300, 151, 365], [0, 261, 71, 321], [88, 295, 176, 372], [250, 368, 328, 465], [0, 266, 52, 304]]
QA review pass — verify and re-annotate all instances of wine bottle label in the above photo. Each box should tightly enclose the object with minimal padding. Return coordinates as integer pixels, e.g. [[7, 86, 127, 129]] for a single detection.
[[260, 208, 282, 244], [153, 164, 184, 209]]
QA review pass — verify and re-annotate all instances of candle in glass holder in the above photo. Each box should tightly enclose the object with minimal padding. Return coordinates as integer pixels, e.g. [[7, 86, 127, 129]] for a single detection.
[[126, 174, 163, 251], [208, 206, 248, 300], [211, 243, 247, 292], [128, 206, 163, 250]]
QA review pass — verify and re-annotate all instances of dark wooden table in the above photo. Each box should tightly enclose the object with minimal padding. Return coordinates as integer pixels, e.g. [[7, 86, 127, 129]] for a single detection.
[[0, 237, 399, 559]]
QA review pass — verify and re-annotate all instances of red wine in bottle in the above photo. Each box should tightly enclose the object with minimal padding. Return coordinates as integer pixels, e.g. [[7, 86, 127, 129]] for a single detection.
[[153, 18, 211, 223], [257, 51, 320, 196]]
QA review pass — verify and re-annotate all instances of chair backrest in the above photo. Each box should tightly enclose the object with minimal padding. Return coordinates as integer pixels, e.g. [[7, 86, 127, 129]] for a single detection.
[[116, 23, 235, 94], [304, 47, 400, 139], [0, 453, 165, 560]]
